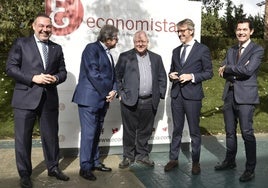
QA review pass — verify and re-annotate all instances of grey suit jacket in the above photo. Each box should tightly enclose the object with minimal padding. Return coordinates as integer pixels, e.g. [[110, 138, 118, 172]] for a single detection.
[[222, 41, 264, 104], [115, 49, 167, 110], [6, 35, 67, 110]]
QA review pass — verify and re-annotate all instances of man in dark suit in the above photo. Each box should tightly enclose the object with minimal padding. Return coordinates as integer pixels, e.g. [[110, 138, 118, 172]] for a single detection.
[[164, 18, 213, 175], [6, 13, 69, 188], [115, 30, 167, 169], [72, 25, 118, 181], [215, 19, 264, 182]]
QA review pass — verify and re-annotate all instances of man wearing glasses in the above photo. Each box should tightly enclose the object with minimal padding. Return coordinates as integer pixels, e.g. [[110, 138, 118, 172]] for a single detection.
[[115, 30, 167, 169], [164, 18, 213, 175]]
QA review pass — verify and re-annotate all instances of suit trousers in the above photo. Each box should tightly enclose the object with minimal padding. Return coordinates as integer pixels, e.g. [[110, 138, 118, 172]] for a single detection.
[[223, 89, 256, 172], [14, 92, 59, 177], [78, 104, 108, 171], [120, 98, 156, 160], [170, 92, 202, 163]]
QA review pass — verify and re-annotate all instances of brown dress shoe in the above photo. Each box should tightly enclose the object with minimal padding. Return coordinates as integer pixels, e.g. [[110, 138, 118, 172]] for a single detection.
[[192, 162, 201, 175], [164, 160, 178, 172]]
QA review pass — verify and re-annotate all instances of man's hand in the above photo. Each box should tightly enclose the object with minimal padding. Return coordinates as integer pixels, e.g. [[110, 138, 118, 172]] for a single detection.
[[218, 65, 226, 77], [169, 72, 179, 80], [32, 73, 57, 84], [179, 74, 192, 83], [106, 90, 117, 102]]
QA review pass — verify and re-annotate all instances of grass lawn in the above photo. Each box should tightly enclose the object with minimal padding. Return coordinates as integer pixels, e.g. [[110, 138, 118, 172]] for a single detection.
[[1, 60, 268, 139]]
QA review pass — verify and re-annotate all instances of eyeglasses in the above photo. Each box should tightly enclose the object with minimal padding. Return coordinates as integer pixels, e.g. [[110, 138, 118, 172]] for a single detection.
[[176, 29, 189, 33], [134, 40, 148, 44]]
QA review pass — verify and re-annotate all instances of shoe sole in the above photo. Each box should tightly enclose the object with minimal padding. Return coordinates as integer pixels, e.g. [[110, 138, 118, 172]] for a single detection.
[[239, 174, 255, 182], [119, 164, 130, 169], [215, 165, 236, 171]]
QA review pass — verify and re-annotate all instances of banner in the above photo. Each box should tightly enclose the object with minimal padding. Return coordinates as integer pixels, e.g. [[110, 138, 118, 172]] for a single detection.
[[45, 0, 202, 147]]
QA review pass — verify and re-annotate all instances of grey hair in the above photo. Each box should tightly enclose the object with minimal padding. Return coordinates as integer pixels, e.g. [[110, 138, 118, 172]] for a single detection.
[[177, 18, 195, 36], [97, 25, 119, 42]]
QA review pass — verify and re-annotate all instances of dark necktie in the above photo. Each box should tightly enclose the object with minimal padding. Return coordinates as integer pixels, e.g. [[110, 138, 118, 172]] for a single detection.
[[41, 42, 48, 69], [237, 46, 243, 63], [180, 44, 189, 65], [106, 49, 114, 67]]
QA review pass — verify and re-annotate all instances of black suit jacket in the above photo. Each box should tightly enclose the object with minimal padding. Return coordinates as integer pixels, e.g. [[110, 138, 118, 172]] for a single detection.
[[6, 35, 67, 110], [115, 49, 167, 110]]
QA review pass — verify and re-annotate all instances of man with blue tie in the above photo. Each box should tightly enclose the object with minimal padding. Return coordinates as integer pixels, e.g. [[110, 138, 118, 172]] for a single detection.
[[164, 18, 213, 175], [72, 24, 119, 181], [216, 18, 264, 182], [6, 13, 69, 188]]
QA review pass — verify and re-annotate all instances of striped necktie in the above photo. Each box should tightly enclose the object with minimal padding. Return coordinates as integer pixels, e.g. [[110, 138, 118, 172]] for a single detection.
[[40, 41, 48, 69]]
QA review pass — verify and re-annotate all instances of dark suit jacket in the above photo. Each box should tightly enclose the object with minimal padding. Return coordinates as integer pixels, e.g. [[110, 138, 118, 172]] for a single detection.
[[72, 41, 117, 108], [222, 41, 264, 104], [115, 49, 167, 110], [6, 35, 67, 110], [170, 40, 213, 100]]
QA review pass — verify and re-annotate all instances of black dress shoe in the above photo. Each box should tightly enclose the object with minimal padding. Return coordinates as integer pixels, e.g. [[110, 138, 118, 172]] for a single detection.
[[79, 169, 97, 181], [119, 157, 134, 169], [239, 171, 255, 182], [20, 176, 32, 188], [215, 161, 236, 171], [48, 168, 70, 181], [92, 163, 112, 172]]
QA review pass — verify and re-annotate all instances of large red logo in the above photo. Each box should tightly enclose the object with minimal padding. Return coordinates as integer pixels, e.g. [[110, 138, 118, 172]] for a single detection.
[[46, 0, 84, 36]]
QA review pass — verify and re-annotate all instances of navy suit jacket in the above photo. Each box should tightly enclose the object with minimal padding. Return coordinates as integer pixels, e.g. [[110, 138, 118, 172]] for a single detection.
[[222, 41, 264, 104], [115, 49, 167, 110], [6, 35, 67, 110], [170, 40, 213, 100], [72, 41, 117, 108]]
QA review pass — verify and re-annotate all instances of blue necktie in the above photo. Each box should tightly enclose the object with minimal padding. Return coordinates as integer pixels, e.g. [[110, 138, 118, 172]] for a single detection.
[[180, 44, 189, 65]]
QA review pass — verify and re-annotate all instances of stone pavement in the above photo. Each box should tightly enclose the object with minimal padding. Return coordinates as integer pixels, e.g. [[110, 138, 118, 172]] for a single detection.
[[0, 147, 144, 188], [1, 134, 268, 188]]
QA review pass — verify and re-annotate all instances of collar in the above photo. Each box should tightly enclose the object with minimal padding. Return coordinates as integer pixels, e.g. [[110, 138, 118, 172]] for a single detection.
[[99, 41, 108, 51], [34, 35, 48, 44], [182, 39, 195, 47], [239, 39, 251, 49]]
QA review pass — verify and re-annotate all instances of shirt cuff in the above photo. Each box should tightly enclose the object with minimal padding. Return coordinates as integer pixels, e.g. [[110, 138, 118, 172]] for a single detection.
[[191, 73, 195, 83]]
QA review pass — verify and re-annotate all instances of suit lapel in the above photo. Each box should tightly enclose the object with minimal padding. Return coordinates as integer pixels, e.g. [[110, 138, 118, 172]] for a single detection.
[[237, 42, 253, 64], [46, 41, 53, 70], [130, 49, 140, 78], [30, 36, 45, 70], [183, 42, 198, 66], [148, 51, 155, 80]]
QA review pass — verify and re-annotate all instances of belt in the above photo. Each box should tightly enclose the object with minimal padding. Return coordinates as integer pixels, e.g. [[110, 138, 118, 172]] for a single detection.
[[138, 95, 152, 99]]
